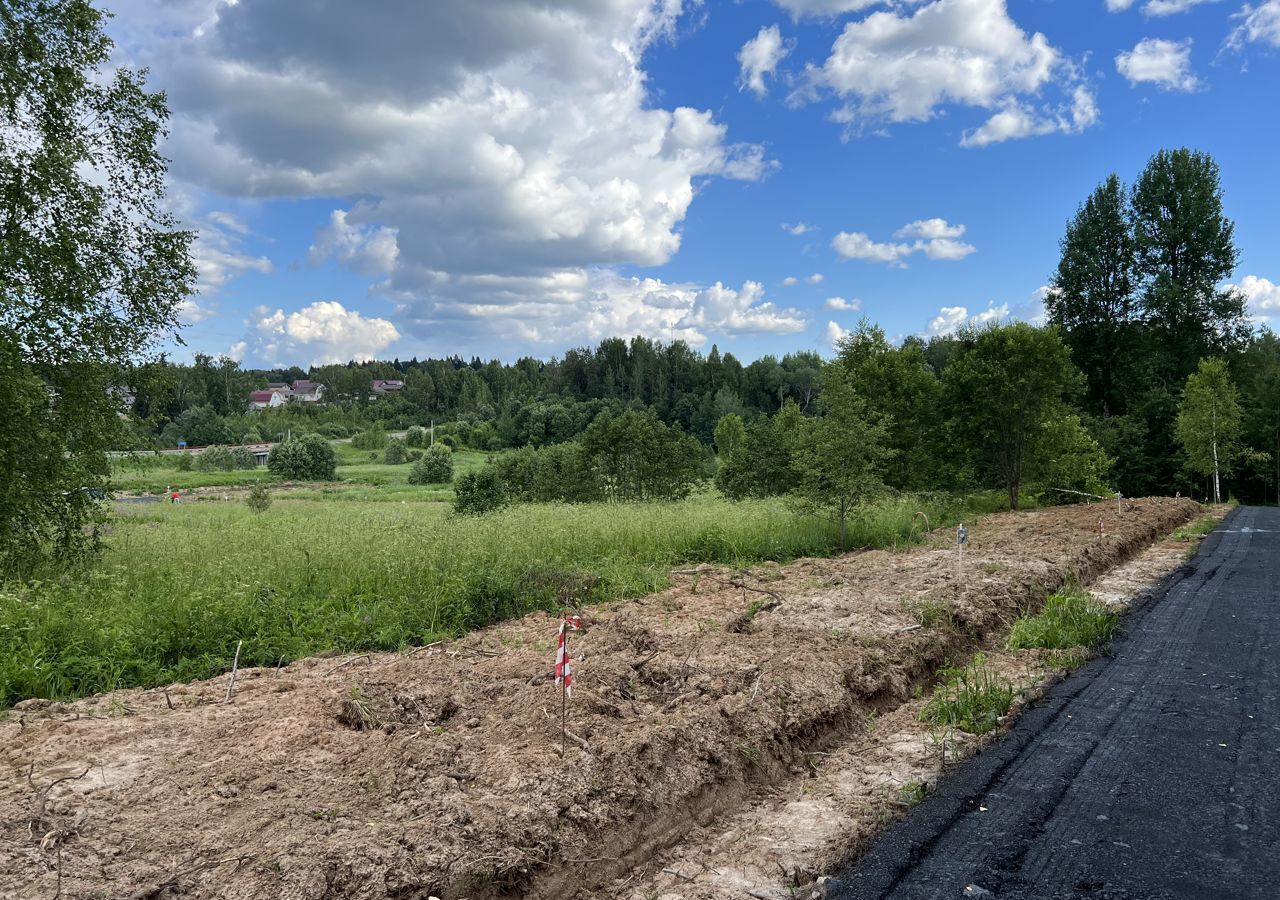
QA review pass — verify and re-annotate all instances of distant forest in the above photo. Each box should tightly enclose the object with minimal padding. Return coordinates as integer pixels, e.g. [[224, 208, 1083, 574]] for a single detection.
[[113, 149, 1280, 506]]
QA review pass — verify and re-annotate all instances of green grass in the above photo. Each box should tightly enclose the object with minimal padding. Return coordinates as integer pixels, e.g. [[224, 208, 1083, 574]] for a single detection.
[[108, 448, 490, 494], [1006, 588, 1118, 652], [0, 493, 965, 708], [1174, 516, 1219, 543], [920, 653, 1017, 735]]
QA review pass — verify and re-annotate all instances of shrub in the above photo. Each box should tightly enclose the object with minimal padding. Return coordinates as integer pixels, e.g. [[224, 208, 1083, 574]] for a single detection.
[[196, 445, 235, 472], [174, 452, 193, 472], [578, 408, 705, 502], [384, 438, 408, 465], [245, 483, 272, 514], [1007, 589, 1118, 651], [317, 423, 349, 439], [439, 434, 459, 450], [453, 470, 507, 516], [407, 449, 423, 462], [490, 443, 604, 503], [240, 429, 263, 444], [268, 433, 337, 481], [230, 446, 256, 469], [405, 426, 428, 448], [351, 423, 388, 450], [409, 444, 453, 484]]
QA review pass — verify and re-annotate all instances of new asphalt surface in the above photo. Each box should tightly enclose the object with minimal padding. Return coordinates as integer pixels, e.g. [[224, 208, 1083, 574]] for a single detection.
[[828, 506, 1279, 900]]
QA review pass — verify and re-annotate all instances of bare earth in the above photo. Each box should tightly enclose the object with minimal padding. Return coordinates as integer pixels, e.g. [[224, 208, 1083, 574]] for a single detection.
[[0, 499, 1200, 900]]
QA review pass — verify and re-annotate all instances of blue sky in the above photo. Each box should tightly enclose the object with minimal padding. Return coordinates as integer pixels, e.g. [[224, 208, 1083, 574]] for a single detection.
[[106, 0, 1280, 367]]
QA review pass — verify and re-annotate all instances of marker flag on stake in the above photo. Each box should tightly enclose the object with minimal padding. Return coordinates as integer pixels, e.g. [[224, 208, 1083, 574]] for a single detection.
[[555, 615, 583, 697]]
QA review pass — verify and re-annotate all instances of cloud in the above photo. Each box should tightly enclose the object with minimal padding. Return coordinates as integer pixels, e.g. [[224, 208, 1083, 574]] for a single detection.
[[191, 215, 273, 293], [308, 209, 399, 276], [1142, 0, 1218, 15], [833, 231, 914, 264], [387, 268, 809, 355], [834, 218, 975, 264], [782, 222, 815, 235], [772, 0, 887, 18], [825, 320, 851, 347], [113, 0, 775, 357], [961, 85, 1099, 147], [781, 276, 800, 286], [824, 296, 862, 311], [1230, 275, 1280, 314], [739, 24, 791, 97], [895, 218, 967, 240], [798, 0, 1094, 147], [926, 302, 1008, 335], [1228, 2, 1280, 49], [177, 298, 217, 324], [235, 300, 401, 367], [807, 273, 825, 284], [1105, 0, 1137, 10], [1115, 38, 1200, 91]]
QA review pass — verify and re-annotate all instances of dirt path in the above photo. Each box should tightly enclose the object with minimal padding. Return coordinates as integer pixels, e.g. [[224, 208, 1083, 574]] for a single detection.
[[0, 499, 1198, 900], [828, 505, 1272, 900]]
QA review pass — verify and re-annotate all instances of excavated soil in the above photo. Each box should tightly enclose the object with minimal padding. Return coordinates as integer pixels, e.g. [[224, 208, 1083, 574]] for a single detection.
[[0, 499, 1199, 900]]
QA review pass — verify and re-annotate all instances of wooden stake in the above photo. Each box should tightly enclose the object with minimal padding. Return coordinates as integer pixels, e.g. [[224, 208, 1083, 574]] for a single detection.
[[560, 626, 569, 757], [224, 640, 243, 704]]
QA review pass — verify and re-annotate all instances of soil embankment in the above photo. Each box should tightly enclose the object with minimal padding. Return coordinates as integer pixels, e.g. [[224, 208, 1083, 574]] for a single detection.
[[0, 499, 1198, 900]]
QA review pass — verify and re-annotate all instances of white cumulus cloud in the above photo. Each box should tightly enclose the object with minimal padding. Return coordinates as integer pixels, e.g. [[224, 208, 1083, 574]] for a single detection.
[[110, 0, 775, 358], [782, 222, 815, 235], [1142, 0, 1218, 16], [1116, 38, 1200, 91], [739, 24, 791, 97], [807, 273, 825, 284], [926, 302, 1008, 335], [1230, 275, 1280, 314], [824, 296, 862, 311], [772, 0, 887, 18], [834, 218, 975, 265], [825, 320, 851, 347], [1105, 0, 1137, 10], [961, 85, 1099, 148], [798, 0, 1095, 147], [236, 301, 401, 367]]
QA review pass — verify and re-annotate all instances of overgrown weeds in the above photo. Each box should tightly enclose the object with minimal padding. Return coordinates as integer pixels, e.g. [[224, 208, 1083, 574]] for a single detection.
[[920, 653, 1017, 735], [1174, 516, 1219, 543], [1, 492, 963, 708], [1007, 588, 1117, 652]]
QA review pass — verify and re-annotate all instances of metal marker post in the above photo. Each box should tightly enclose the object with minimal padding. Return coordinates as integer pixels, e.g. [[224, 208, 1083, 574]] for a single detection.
[[956, 523, 968, 582]]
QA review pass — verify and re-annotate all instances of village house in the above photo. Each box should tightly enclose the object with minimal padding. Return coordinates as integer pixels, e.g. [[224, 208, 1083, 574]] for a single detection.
[[371, 379, 404, 395], [291, 380, 325, 403], [249, 389, 289, 410]]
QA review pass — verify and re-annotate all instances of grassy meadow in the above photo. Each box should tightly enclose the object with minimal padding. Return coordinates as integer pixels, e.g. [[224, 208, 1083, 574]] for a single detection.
[[0, 491, 970, 708], [107, 446, 490, 494]]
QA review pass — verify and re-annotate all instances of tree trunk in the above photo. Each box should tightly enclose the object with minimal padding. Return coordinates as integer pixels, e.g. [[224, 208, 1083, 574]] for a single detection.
[[1008, 479, 1019, 511], [1211, 398, 1221, 505]]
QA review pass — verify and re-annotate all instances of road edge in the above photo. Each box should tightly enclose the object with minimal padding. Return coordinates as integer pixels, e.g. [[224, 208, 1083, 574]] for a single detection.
[[824, 506, 1242, 899]]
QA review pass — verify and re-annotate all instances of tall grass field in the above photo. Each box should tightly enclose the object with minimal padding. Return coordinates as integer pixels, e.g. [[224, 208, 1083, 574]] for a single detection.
[[0, 493, 964, 709]]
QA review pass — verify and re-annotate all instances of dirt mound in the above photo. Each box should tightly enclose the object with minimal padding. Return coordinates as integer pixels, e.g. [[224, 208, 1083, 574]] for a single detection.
[[0, 499, 1199, 900]]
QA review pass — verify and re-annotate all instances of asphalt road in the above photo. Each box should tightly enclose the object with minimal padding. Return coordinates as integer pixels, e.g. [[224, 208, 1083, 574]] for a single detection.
[[829, 506, 1280, 900]]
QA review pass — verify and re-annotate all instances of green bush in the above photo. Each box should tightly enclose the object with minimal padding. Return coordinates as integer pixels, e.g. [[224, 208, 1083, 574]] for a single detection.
[[491, 443, 604, 503], [453, 470, 508, 516], [174, 452, 193, 472], [1007, 589, 1118, 651], [230, 446, 256, 469], [405, 426, 428, 448], [407, 449, 424, 462], [196, 445, 235, 472], [409, 444, 454, 484], [268, 433, 337, 481], [439, 434, 459, 450], [245, 483, 272, 514], [351, 423, 388, 450], [384, 438, 408, 465], [317, 423, 349, 439]]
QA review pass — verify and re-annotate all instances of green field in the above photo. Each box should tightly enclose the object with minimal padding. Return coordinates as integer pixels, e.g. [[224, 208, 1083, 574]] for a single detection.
[[107, 447, 490, 495], [0, 492, 968, 708]]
